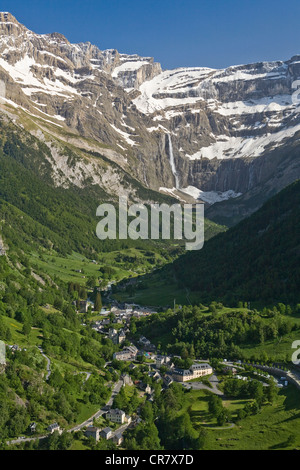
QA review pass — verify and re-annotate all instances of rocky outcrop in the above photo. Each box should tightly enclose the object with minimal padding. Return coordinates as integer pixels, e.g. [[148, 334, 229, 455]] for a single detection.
[[206, 136, 300, 226], [0, 234, 6, 255]]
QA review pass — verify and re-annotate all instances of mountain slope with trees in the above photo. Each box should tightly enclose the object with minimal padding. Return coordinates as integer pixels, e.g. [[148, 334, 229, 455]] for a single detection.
[[127, 180, 300, 306], [173, 179, 300, 305]]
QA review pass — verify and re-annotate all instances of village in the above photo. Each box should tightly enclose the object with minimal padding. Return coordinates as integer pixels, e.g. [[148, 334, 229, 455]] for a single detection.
[[5, 296, 215, 448], [76, 297, 215, 446], [69, 297, 300, 447], [6, 295, 300, 449]]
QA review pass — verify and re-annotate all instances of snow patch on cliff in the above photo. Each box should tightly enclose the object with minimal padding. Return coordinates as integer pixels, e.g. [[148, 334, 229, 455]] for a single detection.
[[181, 186, 242, 204], [186, 123, 300, 160]]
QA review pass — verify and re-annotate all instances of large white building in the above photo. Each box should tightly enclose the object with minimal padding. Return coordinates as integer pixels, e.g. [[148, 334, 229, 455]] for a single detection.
[[106, 408, 126, 424], [173, 363, 213, 382]]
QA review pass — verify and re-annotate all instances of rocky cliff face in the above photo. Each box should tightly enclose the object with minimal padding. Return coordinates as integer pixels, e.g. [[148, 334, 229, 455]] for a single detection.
[[0, 12, 176, 195], [0, 12, 299, 220]]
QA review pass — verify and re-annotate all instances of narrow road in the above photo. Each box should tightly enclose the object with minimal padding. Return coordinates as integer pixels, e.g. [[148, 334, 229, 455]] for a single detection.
[[69, 379, 123, 432], [242, 362, 300, 389], [7, 436, 47, 445], [40, 349, 92, 385], [187, 373, 224, 396]]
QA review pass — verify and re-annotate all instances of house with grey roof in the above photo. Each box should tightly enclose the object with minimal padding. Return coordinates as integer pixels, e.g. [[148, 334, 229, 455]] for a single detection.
[[113, 432, 124, 446], [47, 422, 61, 434], [85, 426, 100, 441], [106, 408, 126, 424], [100, 427, 113, 440]]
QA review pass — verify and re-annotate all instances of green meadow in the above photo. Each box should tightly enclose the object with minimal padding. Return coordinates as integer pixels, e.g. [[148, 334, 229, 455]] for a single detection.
[[180, 387, 300, 450]]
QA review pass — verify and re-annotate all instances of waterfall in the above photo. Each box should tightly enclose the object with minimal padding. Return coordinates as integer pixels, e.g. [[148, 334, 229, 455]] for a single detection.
[[167, 134, 179, 189]]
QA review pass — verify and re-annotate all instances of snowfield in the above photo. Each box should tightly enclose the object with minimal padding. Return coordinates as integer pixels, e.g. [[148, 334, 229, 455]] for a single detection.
[[185, 123, 300, 160], [181, 186, 242, 204]]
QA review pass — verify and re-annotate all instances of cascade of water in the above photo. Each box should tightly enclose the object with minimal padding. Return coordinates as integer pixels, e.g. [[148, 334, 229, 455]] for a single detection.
[[167, 134, 179, 189]]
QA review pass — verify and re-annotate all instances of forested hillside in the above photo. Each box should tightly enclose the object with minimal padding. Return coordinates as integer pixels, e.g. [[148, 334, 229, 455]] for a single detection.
[[172, 180, 300, 305], [126, 180, 300, 307], [0, 117, 224, 264]]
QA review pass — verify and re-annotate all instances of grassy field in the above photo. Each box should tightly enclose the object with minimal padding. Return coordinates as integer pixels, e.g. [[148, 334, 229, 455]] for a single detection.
[[182, 387, 300, 450], [2, 316, 43, 348], [180, 389, 250, 428], [241, 328, 300, 361], [71, 403, 101, 428], [113, 270, 191, 307], [69, 439, 91, 450], [29, 248, 177, 289], [29, 251, 117, 285]]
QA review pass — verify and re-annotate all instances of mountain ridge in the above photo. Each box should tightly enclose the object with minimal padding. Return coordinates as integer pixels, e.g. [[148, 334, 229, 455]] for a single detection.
[[0, 12, 299, 225]]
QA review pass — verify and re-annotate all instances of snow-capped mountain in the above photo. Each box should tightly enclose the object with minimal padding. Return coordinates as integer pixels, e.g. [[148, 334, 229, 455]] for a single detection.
[[0, 12, 299, 222]]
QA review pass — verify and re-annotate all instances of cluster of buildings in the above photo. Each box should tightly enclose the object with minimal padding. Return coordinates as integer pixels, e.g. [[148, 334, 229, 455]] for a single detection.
[[121, 373, 133, 387], [79, 301, 154, 317], [138, 382, 153, 397], [234, 375, 248, 382], [106, 305, 156, 323], [91, 318, 130, 344], [156, 355, 173, 369], [148, 370, 162, 382], [113, 345, 138, 361], [108, 328, 126, 345], [138, 335, 156, 352], [111, 302, 156, 316], [8, 344, 26, 353], [85, 426, 123, 446], [92, 318, 110, 332], [84, 407, 133, 446], [28, 421, 62, 436]]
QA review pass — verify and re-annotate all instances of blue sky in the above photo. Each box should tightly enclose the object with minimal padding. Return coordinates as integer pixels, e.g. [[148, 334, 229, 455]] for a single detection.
[[3, 0, 300, 70]]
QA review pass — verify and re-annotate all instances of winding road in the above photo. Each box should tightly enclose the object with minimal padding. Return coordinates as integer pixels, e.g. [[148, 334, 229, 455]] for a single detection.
[[69, 379, 123, 432], [38, 346, 51, 381], [7, 379, 123, 445], [186, 373, 224, 396]]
